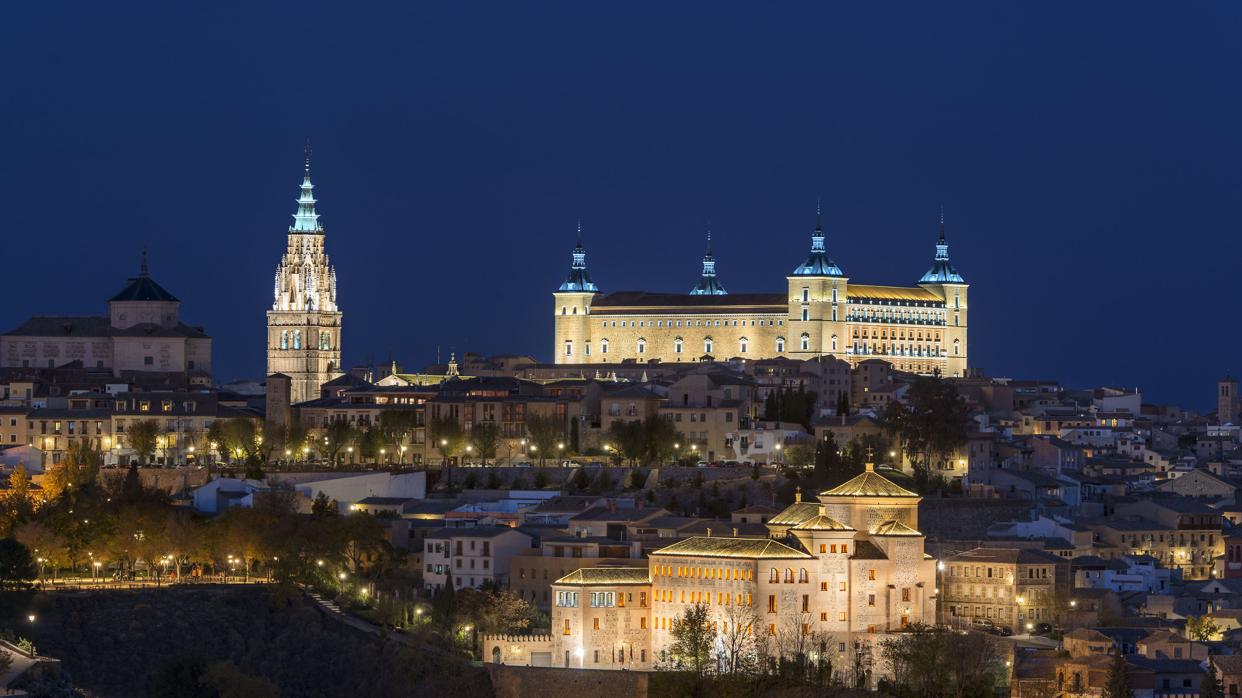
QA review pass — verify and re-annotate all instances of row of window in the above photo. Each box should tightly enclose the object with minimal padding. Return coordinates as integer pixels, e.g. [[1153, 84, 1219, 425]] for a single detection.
[[277, 330, 333, 350], [565, 334, 831, 357]]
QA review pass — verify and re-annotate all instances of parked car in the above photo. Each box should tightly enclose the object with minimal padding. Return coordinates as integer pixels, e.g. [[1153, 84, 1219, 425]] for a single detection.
[[512, 461, 533, 468], [696, 461, 708, 468], [560, 460, 583, 468], [1033, 622, 1053, 635]]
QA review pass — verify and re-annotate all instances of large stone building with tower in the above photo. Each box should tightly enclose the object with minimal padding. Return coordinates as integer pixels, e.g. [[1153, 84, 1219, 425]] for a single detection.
[[552, 209, 969, 377], [1, 252, 211, 379], [483, 460, 938, 681], [266, 152, 344, 405]]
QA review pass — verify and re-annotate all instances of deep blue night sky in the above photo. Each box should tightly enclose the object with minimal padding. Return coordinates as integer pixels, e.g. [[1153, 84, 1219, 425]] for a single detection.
[[3, 3, 1240, 409]]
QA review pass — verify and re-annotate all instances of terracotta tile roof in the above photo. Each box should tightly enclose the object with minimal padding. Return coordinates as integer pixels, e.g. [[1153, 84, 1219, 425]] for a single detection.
[[554, 567, 651, 586]]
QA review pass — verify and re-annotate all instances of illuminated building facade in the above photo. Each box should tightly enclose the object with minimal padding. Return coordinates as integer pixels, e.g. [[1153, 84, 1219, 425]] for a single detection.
[[553, 210, 968, 377], [484, 462, 938, 680]]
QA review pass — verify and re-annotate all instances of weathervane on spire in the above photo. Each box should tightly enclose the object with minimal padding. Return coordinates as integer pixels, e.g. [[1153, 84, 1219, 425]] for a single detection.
[[303, 139, 312, 174]]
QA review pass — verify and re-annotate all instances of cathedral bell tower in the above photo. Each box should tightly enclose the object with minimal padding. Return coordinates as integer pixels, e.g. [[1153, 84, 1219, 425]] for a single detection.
[[266, 146, 344, 404]]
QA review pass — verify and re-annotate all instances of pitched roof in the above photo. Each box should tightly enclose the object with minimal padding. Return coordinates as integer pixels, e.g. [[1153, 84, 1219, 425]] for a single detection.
[[768, 501, 821, 526], [821, 469, 918, 498], [554, 567, 651, 586], [650, 536, 813, 560], [791, 515, 853, 532], [110, 274, 178, 302], [846, 285, 942, 303], [870, 520, 922, 536]]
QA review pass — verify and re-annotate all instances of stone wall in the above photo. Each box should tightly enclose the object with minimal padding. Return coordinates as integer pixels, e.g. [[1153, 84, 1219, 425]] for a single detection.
[[487, 664, 649, 698]]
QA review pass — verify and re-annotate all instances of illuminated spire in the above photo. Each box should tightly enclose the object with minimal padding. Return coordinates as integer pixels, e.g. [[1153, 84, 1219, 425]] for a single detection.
[[689, 222, 727, 295], [291, 142, 322, 233], [792, 198, 844, 277], [559, 221, 598, 292], [919, 206, 965, 284]]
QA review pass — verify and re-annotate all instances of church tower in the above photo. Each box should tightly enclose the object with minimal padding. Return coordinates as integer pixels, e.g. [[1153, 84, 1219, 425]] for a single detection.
[[552, 223, 599, 363], [266, 148, 343, 404]]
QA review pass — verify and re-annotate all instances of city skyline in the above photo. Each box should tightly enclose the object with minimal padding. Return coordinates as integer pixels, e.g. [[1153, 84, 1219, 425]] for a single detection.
[[4, 2, 1241, 408]]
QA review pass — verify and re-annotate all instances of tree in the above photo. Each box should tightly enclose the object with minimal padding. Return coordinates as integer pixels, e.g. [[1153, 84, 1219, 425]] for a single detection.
[[453, 587, 536, 634], [378, 410, 419, 464], [323, 419, 357, 466], [0, 538, 37, 589], [128, 419, 162, 465], [468, 423, 502, 465], [784, 442, 816, 469], [717, 603, 764, 676], [663, 602, 713, 677], [311, 492, 339, 517], [1201, 664, 1222, 698], [606, 420, 646, 466], [431, 417, 465, 464], [1187, 615, 1221, 642], [524, 413, 563, 466], [880, 624, 1003, 698], [43, 441, 102, 499], [1103, 654, 1133, 698], [836, 392, 850, 416], [880, 375, 970, 491], [642, 414, 679, 466]]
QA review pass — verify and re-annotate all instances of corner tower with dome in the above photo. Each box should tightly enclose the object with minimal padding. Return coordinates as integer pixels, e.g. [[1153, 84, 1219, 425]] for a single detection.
[[266, 150, 344, 404], [550, 205, 969, 375]]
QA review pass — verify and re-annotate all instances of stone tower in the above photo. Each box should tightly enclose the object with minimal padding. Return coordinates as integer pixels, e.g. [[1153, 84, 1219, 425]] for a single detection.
[[1220, 375, 1239, 425], [787, 203, 849, 359], [266, 150, 343, 404], [551, 223, 599, 363], [917, 209, 969, 377]]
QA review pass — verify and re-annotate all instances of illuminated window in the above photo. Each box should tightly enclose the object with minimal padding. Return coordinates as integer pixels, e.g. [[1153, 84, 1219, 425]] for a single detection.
[[839, 612, 847, 621], [868, 569, 876, 581], [563, 619, 570, 635], [839, 581, 846, 592]]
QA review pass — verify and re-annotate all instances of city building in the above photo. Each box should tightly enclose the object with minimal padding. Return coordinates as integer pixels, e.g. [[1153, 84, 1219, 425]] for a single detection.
[[940, 547, 1068, 633], [484, 460, 939, 682], [1, 253, 211, 379], [552, 211, 968, 376], [266, 152, 344, 405]]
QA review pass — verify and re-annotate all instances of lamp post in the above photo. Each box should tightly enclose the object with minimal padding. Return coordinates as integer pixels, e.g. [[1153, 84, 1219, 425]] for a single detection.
[[774, 442, 782, 466]]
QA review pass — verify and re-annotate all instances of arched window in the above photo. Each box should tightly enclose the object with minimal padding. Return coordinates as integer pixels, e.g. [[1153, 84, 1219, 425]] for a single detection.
[[571, 306, 577, 315], [636, 338, 646, 354], [831, 334, 837, 352], [601, 339, 609, 354], [561, 306, 567, 315], [492, 647, 501, 663], [279, 331, 288, 350], [564, 340, 573, 357], [784, 568, 793, 583], [704, 337, 714, 355], [954, 338, 960, 355], [293, 330, 302, 349], [776, 337, 785, 353], [800, 333, 810, 351], [674, 337, 683, 354], [770, 568, 779, 583], [739, 337, 748, 354], [798, 568, 808, 583]]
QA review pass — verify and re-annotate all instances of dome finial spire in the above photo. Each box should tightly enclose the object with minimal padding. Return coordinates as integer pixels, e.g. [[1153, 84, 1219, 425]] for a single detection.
[[939, 204, 945, 244], [140, 246, 149, 277], [304, 139, 312, 175], [816, 196, 823, 231]]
